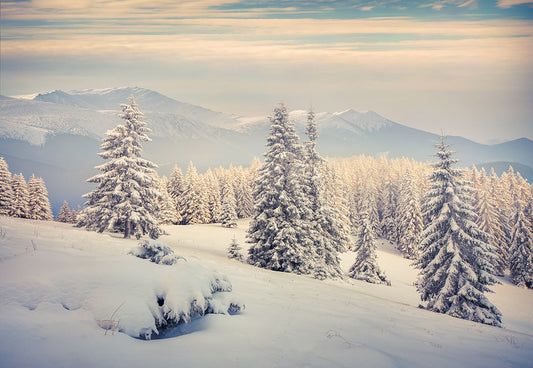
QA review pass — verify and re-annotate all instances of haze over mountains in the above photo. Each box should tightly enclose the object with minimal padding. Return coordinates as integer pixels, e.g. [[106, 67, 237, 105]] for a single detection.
[[1, 86, 532, 214]]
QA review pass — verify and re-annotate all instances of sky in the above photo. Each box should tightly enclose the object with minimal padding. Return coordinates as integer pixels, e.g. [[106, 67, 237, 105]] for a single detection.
[[1, 0, 533, 144]]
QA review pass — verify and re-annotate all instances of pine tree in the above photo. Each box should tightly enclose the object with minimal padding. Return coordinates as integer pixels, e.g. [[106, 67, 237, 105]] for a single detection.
[[78, 97, 161, 239], [181, 162, 210, 225], [489, 168, 512, 268], [379, 169, 399, 243], [396, 168, 423, 259], [157, 176, 179, 225], [323, 164, 353, 250], [0, 157, 13, 216], [234, 169, 254, 218], [71, 205, 81, 224], [220, 181, 238, 228], [56, 200, 73, 223], [167, 165, 184, 224], [247, 103, 315, 275], [348, 212, 390, 285], [11, 173, 30, 218], [508, 199, 533, 288], [27, 175, 53, 221], [359, 174, 380, 234], [476, 170, 507, 275], [227, 237, 244, 261], [303, 110, 347, 279], [205, 169, 221, 223], [414, 136, 502, 327]]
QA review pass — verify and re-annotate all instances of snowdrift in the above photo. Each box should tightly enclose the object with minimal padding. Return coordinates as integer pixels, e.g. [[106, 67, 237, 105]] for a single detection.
[[0, 218, 243, 340]]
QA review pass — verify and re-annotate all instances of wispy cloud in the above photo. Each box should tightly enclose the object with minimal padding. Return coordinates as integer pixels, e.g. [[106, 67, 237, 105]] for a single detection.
[[497, 0, 533, 8]]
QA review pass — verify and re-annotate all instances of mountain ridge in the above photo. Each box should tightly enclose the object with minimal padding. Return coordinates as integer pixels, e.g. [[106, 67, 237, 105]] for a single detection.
[[1, 87, 531, 214]]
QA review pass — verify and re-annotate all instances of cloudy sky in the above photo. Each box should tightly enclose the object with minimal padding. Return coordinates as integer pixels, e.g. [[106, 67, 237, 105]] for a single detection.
[[1, 0, 532, 143]]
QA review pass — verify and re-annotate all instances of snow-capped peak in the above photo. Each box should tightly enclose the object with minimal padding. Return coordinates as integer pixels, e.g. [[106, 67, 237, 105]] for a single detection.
[[333, 108, 369, 116], [330, 108, 392, 133], [67, 86, 134, 95]]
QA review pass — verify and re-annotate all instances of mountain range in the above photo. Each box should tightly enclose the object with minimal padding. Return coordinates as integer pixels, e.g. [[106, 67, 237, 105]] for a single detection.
[[1, 86, 532, 214]]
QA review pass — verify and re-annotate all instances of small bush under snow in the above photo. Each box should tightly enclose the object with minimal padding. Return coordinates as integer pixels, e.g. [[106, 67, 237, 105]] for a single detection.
[[129, 239, 185, 265], [0, 235, 244, 341]]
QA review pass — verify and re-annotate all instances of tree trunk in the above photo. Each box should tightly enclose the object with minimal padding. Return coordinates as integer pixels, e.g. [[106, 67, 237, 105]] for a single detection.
[[124, 219, 131, 239]]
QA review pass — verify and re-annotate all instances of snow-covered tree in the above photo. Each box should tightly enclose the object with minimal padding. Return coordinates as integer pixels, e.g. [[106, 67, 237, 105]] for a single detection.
[[414, 136, 502, 327], [56, 200, 73, 223], [396, 168, 423, 259], [71, 205, 81, 224], [476, 170, 507, 275], [227, 237, 244, 261], [379, 170, 399, 243], [358, 175, 380, 233], [303, 110, 347, 279], [181, 162, 210, 225], [78, 97, 161, 239], [323, 164, 353, 249], [508, 199, 533, 288], [348, 211, 390, 285], [27, 175, 53, 221], [157, 176, 179, 225], [247, 103, 315, 275], [0, 157, 13, 216], [234, 168, 254, 218], [488, 168, 512, 267], [167, 165, 184, 224], [220, 181, 238, 228], [11, 173, 29, 218], [204, 169, 221, 223]]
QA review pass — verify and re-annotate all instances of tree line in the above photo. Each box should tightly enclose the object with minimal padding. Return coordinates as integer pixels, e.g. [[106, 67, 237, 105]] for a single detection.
[[0, 158, 53, 221]]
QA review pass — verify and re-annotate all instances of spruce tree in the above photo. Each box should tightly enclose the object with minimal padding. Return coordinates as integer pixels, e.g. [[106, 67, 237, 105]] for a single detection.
[[11, 173, 30, 218], [247, 103, 315, 275], [71, 205, 81, 224], [234, 169, 254, 218], [303, 110, 347, 279], [168, 165, 184, 224], [78, 97, 161, 239], [509, 199, 533, 288], [348, 211, 390, 285], [27, 175, 53, 221], [205, 169, 221, 223], [379, 170, 399, 243], [220, 181, 238, 228], [414, 136, 502, 327], [56, 200, 73, 223], [489, 168, 512, 268], [227, 237, 244, 261], [0, 157, 13, 216], [157, 177, 179, 225], [396, 168, 423, 259], [476, 170, 507, 275], [181, 162, 210, 225]]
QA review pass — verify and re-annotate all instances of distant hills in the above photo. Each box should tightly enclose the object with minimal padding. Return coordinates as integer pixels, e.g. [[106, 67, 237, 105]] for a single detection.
[[1, 86, 532, 214]]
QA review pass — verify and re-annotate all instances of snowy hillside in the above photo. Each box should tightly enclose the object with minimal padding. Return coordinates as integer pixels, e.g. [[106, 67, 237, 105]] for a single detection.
[[1, 216, 532, 368]]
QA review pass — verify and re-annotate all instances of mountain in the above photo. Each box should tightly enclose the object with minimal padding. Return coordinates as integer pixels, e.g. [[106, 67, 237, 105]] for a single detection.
[[35, 87, 239, 128], [1, 87, 532, 214]]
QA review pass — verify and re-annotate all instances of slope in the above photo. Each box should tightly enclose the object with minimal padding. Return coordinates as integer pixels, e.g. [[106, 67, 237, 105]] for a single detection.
[[0, 217, 532, 368]]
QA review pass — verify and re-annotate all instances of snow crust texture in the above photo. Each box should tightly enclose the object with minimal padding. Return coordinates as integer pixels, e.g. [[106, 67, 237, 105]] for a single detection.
[[1, 217, 533, 368], [0, 218, 243, 341]]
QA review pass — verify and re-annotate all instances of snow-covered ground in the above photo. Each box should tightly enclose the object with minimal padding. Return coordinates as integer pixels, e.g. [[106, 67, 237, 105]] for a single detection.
[[1, 216, 532, 367]]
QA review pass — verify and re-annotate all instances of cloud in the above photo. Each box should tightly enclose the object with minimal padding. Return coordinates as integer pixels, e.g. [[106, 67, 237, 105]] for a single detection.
[[498, 0, 533, 8], [458, 0, 477, 7]]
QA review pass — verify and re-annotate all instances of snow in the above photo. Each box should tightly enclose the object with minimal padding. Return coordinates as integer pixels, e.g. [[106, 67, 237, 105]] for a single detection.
[[1, 216, 533, 367]]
